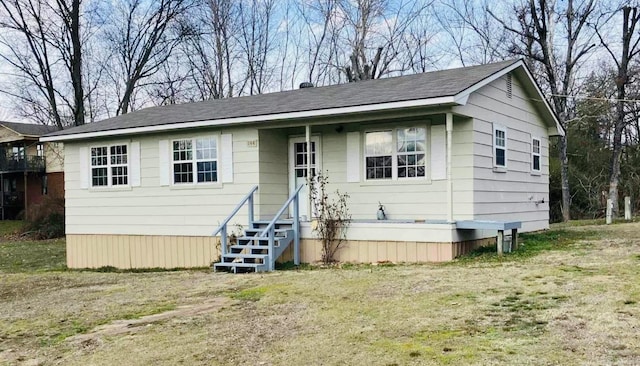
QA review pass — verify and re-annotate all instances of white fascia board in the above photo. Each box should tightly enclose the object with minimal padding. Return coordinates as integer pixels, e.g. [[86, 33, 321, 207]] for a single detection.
[[40, 96, 458, 142]]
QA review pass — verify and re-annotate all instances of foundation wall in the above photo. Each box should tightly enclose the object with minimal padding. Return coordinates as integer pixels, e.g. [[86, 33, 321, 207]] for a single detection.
[[280, 237, 495, 263], [66, 234, 220, 269], [66, 234, 496, 269]]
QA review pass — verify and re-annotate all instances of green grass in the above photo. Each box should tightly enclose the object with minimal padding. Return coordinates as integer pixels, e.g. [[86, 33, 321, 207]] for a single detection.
[[453, 229, 598, 264], [0, 238, 66, 272], [551, 217, 640, 228], [2, 220, 640, 365], [0, 220, 24, 236]]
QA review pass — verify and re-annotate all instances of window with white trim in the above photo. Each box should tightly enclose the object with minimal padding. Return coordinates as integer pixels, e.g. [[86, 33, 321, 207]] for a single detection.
[[90, 144, 128, 187], [365, 127, 426, 180], [172, 136, 218, 184], [493, 125, 507, 168], [531, 137, 541, 173]]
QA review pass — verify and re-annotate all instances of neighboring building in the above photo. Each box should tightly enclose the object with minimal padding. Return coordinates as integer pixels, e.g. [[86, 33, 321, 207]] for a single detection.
[[41, 59, 563, 270], [0, 122, 64, 220]]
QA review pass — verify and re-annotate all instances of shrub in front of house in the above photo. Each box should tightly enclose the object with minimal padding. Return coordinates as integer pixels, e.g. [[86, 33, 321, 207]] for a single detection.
[[23, 196, 65, 239]]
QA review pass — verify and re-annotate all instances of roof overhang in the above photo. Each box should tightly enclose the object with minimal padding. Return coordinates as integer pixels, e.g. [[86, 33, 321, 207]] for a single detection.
[[41, 96, 460, 142], [41, 59, 564, 142]]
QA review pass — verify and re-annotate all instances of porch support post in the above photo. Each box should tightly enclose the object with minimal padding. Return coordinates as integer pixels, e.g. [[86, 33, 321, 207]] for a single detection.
[[497, 230, 504, 255], [23, 172, 28, 216], [0, 173, 3, 220], [446, 113, 454, 223], [305, 124, 311, 220]]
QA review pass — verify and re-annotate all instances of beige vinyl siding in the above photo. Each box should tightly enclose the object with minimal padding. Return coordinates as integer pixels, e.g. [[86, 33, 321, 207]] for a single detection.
[[64, 128, 260, 236], [0, 127, 21, 143], [66, 233, 494, 269], [301, 122, 474, 221], [45, 142, 64, 173], [279, 237, 495, 264], [454, 73, 550, 232], [67, 234, 218, 269], [257, 129, 288, 218]]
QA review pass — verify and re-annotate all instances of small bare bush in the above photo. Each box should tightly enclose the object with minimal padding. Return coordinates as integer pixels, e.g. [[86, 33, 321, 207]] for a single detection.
[[309, 173, 351, 264]]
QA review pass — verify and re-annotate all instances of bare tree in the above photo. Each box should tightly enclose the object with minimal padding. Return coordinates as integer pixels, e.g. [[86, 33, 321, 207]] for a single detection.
[[103, 0, 193, 115], [236, 0, 277, 95], [179, 0, 239, 100], [489, 0, 598, 222], [436, 0, 508, 66], [296, 0, 344, 86], [297, 0, 432, 83], [341, 0, 432, 82], [0, 0, 86, 128], [595, 6, 640, 217]]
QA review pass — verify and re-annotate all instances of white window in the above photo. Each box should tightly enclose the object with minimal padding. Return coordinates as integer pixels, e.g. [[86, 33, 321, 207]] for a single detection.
[[172, 136, 218, 184], [90, 144, 128, 187], [11, 146, 24, 161], [493, 124, 507, 169], [365, 127, 426, 180], [531, 137, 541, 173], [365, 131, 393, 179]]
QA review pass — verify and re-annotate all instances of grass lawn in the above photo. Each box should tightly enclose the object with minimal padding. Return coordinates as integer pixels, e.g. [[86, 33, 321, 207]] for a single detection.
[[1, 222, 639, 365]]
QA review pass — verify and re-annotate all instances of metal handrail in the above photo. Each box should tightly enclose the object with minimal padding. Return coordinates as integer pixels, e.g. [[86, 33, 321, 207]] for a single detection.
[[0, 155, 45, 172], [260, 184, 304, 270], [212, 185, 258, 256]]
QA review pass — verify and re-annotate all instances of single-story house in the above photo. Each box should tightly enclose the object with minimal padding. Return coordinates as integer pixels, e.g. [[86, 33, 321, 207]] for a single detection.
[[41, 59, 562, 271], [0, 121, 64, 219]]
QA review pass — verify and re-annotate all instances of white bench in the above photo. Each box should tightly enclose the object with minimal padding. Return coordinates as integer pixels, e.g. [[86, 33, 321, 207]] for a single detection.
[[455, 220, 522, 255]]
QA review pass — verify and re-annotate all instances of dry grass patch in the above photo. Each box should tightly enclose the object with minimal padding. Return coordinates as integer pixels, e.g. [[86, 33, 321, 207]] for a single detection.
[[1, 222, 640, 365]]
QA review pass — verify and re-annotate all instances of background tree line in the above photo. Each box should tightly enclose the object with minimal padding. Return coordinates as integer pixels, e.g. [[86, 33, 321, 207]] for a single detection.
[[0, 0, 638, 222]]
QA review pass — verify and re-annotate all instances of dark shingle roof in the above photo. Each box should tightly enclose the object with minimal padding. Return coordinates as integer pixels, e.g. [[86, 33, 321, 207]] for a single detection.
[[1, 121, 59, 137], [45, 59, 519, 137]]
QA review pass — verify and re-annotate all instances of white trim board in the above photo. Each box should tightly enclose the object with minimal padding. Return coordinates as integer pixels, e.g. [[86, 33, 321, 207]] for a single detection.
[[41, 96, 459, 142]]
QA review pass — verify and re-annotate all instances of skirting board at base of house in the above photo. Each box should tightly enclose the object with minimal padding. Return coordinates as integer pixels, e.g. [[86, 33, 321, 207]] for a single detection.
[[65, 234, 497, 269]]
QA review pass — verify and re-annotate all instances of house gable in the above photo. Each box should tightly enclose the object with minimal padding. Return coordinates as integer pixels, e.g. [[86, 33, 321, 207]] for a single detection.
[[453, 70, 552, 232], [0, 125, 28, 143]]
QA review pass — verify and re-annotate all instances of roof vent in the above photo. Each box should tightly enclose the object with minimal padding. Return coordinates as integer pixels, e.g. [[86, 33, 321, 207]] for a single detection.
[[299, 82, 314, 89]]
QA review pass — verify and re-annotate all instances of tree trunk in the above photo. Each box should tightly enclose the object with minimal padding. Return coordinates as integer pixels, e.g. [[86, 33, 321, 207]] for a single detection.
[[607, 6, 637, 219], [70, 0, 84, 126], [118, 83, 134, 115], [558, 134, 571, 221], [608, 87, 626, 218]]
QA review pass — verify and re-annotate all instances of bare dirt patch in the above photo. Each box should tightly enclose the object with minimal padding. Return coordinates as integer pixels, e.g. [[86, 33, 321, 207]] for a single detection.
[[67, 296, 234, 343]]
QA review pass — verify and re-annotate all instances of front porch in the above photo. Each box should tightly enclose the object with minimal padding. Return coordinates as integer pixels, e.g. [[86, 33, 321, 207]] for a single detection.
[[255, 109, 468, 224]]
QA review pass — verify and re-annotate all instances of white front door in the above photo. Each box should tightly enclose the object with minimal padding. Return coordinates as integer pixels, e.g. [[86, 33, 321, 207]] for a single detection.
[[289, 136, 321, 220]]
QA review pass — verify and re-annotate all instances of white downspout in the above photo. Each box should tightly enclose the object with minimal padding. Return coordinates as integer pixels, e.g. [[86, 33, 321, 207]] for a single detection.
[[306, 124, 311, 220], [446, 113, 454, 223]]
